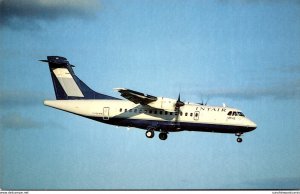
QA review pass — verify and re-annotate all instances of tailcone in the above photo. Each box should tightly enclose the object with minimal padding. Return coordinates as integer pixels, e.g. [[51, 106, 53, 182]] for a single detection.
[[43, 100, 69, 111], [43, 100, 88, 117]]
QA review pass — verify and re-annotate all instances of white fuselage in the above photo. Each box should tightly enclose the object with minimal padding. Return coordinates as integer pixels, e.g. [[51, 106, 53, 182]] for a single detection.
[[44, 99, 257, 134]]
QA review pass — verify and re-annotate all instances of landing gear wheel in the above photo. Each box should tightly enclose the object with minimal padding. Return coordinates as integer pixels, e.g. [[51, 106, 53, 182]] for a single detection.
[[237, 137, 243, 143], [145, 130, 154, 138], [159, 132, 168, 140], [235, 133, 243, 143]]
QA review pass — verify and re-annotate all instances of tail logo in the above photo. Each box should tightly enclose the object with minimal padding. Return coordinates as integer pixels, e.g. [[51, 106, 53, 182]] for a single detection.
[[52, 68, 84, 97]]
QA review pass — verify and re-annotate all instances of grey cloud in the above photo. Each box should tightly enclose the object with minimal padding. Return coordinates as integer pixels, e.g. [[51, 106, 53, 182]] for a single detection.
[[0, 0, 100, 29], [281, 65, 300, 73], [242, 177, 300, 189], [194, 80, 300, 100], [270, 64, 300, 74], [0, 112, 43, 130], [0, 90, 45, 109], [0, 112, 67, 130]]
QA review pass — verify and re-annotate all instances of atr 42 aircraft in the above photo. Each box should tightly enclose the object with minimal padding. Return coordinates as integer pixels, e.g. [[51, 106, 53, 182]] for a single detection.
[[41, 56, 257, 143]]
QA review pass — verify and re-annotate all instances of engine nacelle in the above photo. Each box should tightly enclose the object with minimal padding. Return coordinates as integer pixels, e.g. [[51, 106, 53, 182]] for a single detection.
[[147, 97, 177, 111]]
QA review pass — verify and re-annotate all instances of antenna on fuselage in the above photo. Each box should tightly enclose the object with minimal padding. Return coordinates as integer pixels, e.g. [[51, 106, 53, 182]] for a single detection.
[[199, 95, 209, 106]]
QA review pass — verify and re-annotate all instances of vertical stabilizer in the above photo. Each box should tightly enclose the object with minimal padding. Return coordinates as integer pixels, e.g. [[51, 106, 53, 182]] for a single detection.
[[40, 56, 118, 100]]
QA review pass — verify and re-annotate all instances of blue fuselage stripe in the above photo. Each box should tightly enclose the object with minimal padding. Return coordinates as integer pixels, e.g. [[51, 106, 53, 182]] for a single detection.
[[85, 116, 255, 134]]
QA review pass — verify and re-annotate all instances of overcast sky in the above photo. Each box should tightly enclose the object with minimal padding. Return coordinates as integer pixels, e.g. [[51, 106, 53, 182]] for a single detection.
[[1, 0, 300, 190]]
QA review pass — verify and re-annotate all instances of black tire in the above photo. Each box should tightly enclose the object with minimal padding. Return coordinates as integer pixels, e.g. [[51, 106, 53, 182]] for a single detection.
[[159, 133, 168, 140], [237, 137, 243, 143], [145, 130, 154, 138]]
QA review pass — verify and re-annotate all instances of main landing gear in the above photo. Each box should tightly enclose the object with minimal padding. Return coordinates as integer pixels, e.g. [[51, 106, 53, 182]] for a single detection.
[[158, 132, 168, 140], [235, 133, 243, 143], [145, 129, 168, 141], [145, 130, 155, 138]]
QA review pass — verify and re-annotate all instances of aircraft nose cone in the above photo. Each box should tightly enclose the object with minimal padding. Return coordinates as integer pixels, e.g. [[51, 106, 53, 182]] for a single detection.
[[248, 120, 257, 130]]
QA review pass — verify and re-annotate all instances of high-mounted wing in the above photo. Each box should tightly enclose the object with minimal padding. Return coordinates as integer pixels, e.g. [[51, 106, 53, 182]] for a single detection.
[[114, 88, 157, 105]]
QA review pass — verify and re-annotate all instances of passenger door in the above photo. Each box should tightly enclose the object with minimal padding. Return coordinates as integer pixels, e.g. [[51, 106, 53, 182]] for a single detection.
[[103, 107, 110, 120]]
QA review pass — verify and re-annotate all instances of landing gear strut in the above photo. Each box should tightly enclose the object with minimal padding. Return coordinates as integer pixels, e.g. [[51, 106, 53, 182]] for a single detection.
[[159, 132, 168, 140], [235, 133, 243, 143], [145, 130, 155, 138]]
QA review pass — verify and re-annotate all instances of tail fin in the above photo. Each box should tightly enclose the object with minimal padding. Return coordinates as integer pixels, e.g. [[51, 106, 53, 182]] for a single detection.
[[40, 56, 118, 100]]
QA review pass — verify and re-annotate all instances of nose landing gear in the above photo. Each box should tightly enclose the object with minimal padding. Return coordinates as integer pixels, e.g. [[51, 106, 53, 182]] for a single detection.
[[237, 137, 243, 143], [235, 133, 243, 143]]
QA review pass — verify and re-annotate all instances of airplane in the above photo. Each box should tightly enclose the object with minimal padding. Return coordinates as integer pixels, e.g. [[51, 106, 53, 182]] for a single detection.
[[41, 56, 257, 143]]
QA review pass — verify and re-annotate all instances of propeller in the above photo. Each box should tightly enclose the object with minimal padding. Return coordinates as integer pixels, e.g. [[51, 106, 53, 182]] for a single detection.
[[175, 93, 184, 108], [174, 93, 184, 130]]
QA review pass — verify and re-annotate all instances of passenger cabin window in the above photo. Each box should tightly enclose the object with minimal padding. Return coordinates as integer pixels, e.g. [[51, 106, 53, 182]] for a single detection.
[[120, 108, 122, 112], [139, 109, 143, 113], [170, 112, 173, 115], [125, 109, 127, 112], [129, 109, 132, 112], [134, 109, 137, 113], [149, 110, 152, 114], [185, 112, 188, 116], [190, 113, 193, 117], [154, 110, 157, 114], [165, 111, 168, 115], [180, 112, 183, 116], [160, 111, 163, 115]]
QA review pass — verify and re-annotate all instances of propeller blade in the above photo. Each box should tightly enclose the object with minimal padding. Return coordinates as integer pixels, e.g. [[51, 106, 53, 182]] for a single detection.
[[175, 93, 184, 108], [174, 93, 184, 124]]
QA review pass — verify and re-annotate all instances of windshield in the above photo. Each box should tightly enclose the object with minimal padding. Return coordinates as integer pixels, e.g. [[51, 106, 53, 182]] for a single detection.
[[227, 111, 245, 117], [237, 112, 245, 117]]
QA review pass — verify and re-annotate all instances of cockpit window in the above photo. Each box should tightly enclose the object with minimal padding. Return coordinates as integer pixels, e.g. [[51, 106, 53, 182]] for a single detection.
[[228, 111, 245, 117], [238, 112, 245, 117]]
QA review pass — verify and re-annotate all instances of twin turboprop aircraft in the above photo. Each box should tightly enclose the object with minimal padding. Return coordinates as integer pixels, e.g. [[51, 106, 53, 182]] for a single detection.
[[41, 56, 257, 143]]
